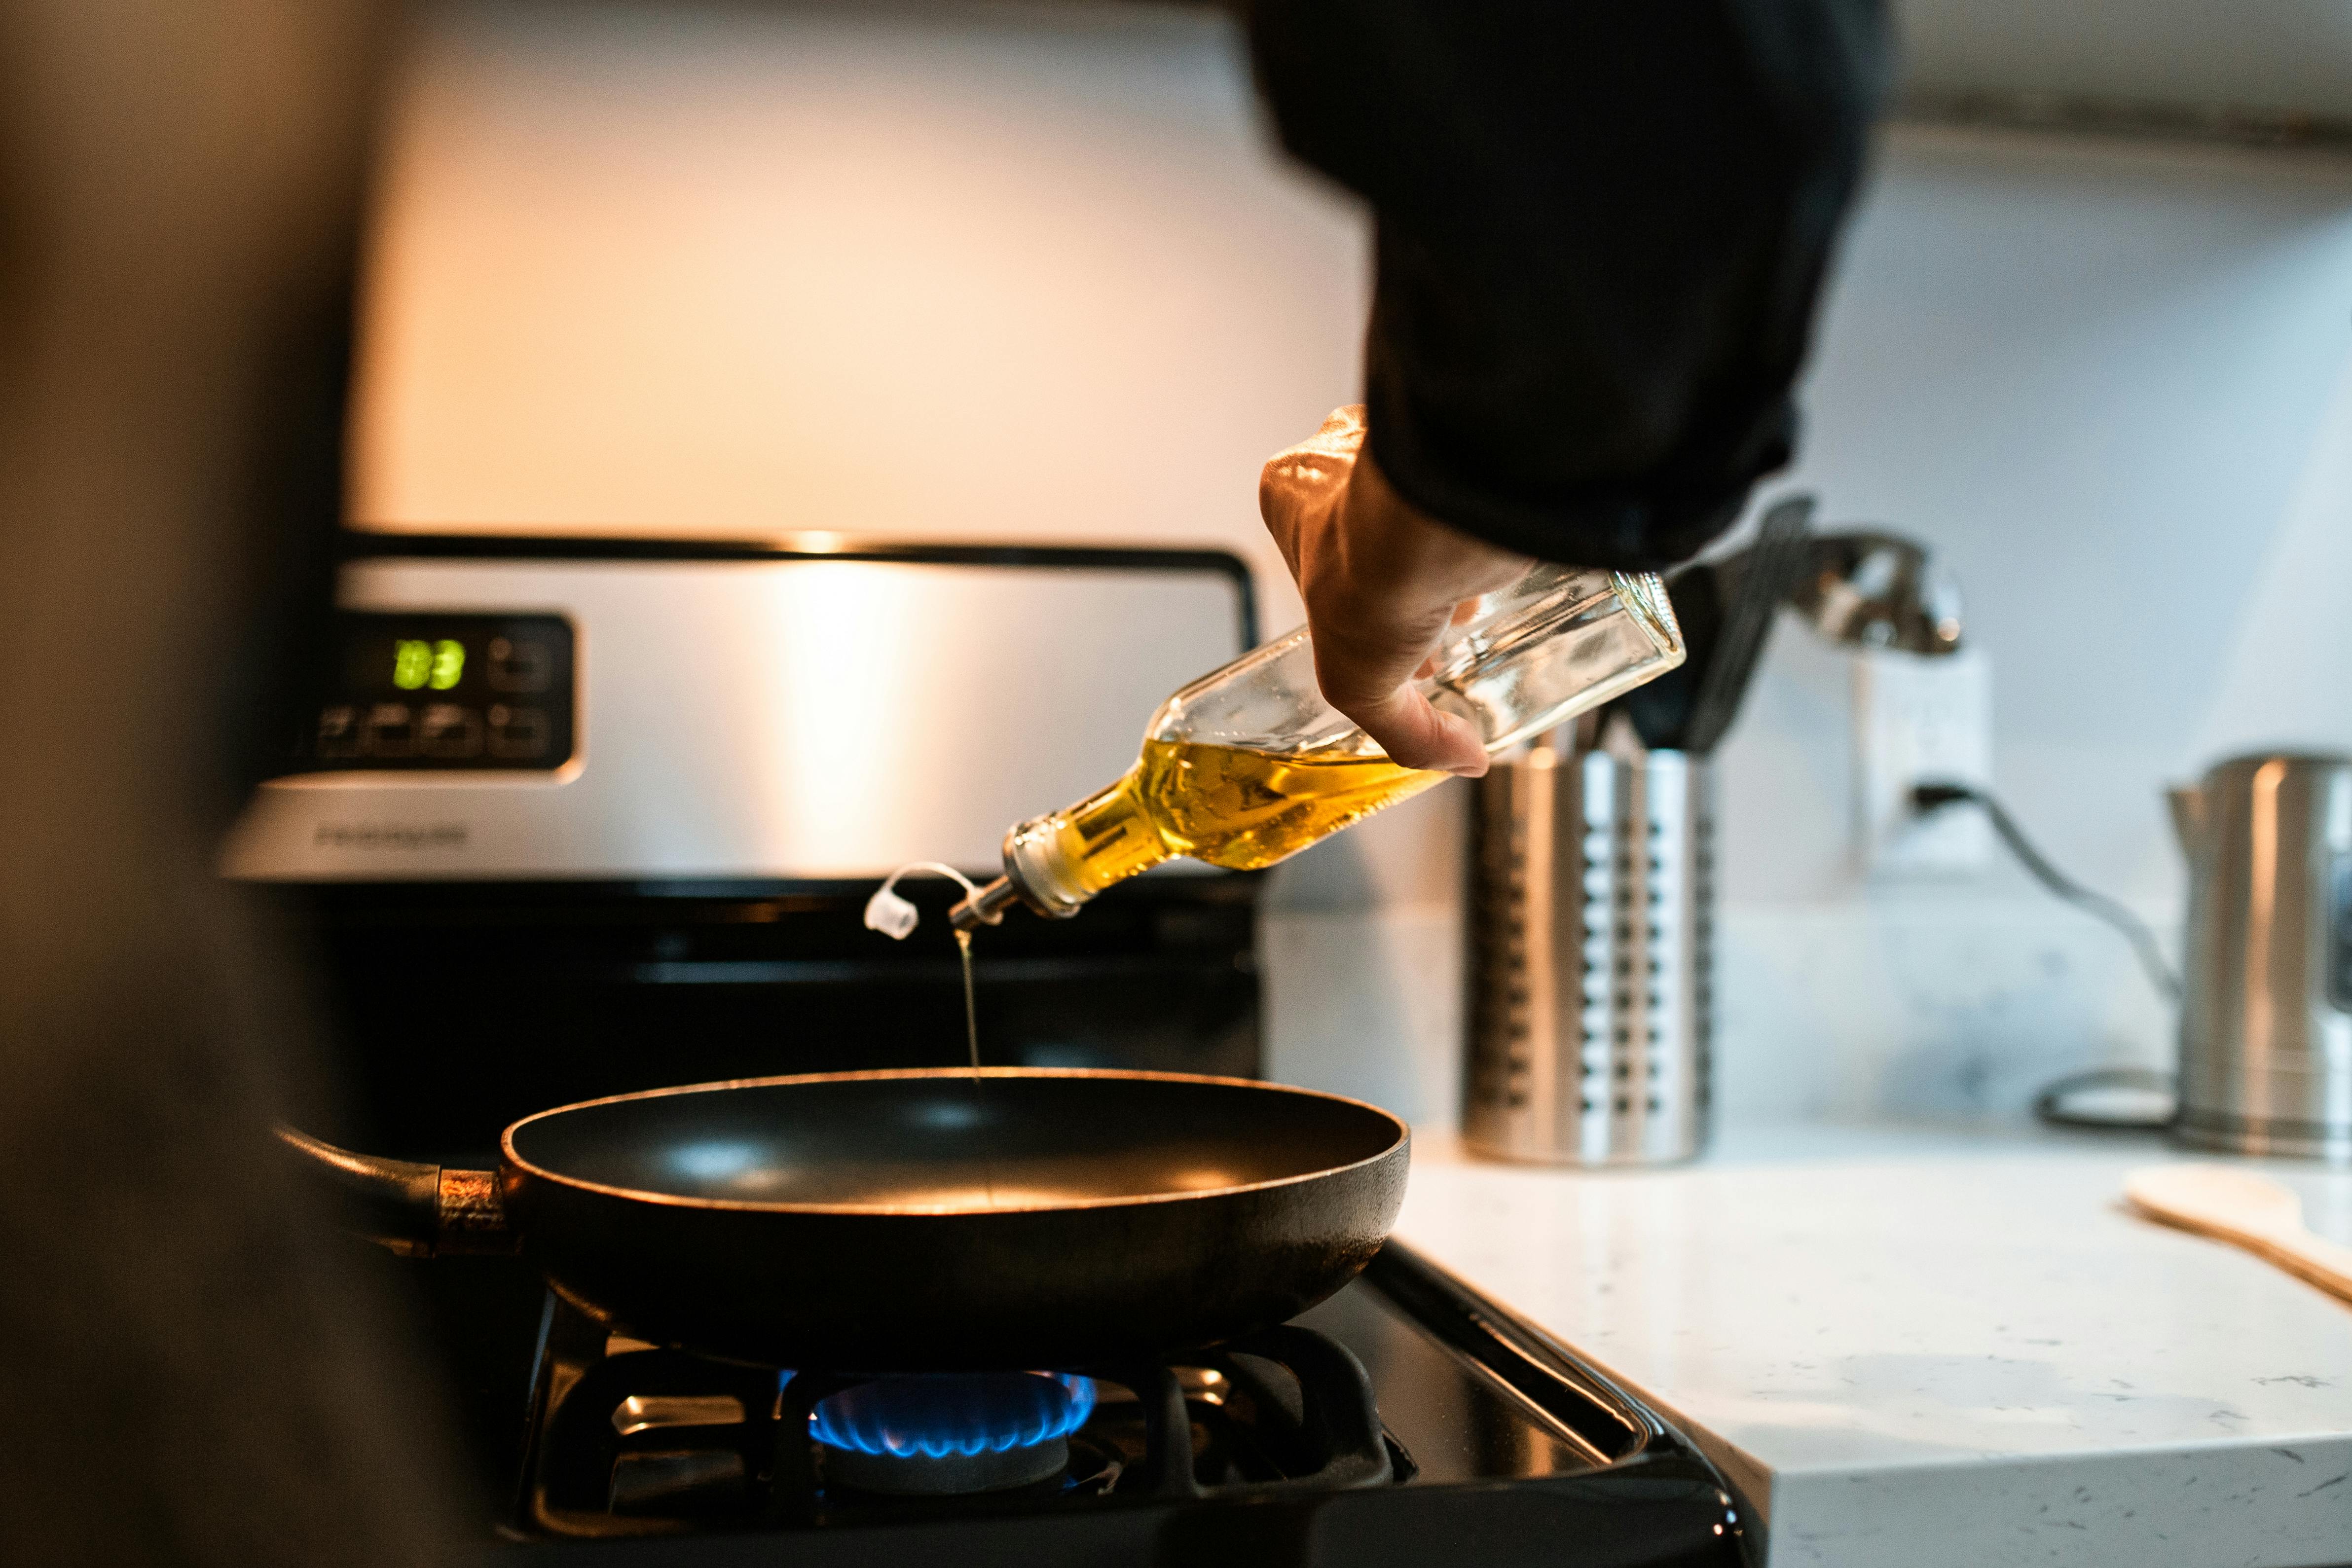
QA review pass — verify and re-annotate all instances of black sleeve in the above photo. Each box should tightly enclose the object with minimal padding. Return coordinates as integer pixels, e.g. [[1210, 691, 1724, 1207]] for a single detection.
[[1244, 0, 1889, 569]]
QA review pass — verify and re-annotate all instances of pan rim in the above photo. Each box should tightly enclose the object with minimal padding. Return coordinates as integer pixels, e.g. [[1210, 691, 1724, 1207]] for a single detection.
[[499, 1067, 1411, 1217]]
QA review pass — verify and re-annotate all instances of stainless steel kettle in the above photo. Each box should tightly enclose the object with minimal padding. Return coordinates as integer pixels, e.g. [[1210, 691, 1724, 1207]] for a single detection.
[[2169, 753, 2352, 1159]]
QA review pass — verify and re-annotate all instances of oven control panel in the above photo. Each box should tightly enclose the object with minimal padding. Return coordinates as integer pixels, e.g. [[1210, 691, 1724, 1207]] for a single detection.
[[299, 612, 576, 772]]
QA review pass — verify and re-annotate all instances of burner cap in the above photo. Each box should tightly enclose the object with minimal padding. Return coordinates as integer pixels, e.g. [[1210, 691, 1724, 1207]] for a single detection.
[[823, 1433, 1071, 1495]]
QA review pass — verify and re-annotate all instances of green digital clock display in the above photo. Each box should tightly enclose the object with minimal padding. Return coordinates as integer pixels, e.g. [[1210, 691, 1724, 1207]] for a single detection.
[[392, 638, 466, 692], [312, 611, 573, 774]]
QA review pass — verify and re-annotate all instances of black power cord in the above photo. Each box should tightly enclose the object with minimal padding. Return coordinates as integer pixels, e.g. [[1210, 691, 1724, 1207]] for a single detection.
[[1910, 781, 2179, 1131]]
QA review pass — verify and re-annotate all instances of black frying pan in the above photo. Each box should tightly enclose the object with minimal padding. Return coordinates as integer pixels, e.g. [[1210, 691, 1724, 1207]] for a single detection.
[[285, 1068, 1409, 1373]]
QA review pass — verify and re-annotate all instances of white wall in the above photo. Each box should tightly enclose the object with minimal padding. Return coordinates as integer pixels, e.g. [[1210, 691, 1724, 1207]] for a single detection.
[[1707, 127, 2352, 1123], [354, 1, 2352, 1131], [1771, 127, 2352, 902], [354, 0, 1360, 639]]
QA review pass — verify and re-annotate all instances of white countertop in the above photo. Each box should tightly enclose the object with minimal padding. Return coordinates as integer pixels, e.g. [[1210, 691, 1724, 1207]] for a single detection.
[[1395, 1121, 2352, 1568]]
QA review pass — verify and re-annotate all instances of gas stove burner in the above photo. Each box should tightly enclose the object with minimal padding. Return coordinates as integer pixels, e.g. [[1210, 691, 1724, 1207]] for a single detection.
[[512, 1244, 1751, 1567], [801, 1371, 1098, 1495]]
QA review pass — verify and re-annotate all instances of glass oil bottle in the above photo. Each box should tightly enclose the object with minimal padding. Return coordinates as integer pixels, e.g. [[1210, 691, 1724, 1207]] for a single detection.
[[948, 564, 1683, 930]]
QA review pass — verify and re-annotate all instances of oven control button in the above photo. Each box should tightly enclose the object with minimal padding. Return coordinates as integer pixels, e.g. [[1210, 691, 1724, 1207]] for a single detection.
[[317, 704, 363, 760], [364, 702, 417, 758], [487, 704, 550, 760], [419, 703, 484, 760], [488, 636, 553, 693]]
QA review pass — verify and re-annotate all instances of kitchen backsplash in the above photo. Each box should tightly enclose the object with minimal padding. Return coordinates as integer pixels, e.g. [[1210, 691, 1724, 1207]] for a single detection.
[[358, 0, 2352, 1129]]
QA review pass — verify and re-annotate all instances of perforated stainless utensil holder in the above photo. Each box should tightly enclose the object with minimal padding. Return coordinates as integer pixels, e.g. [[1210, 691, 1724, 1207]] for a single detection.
[[1464, 739, 1713, 1166]]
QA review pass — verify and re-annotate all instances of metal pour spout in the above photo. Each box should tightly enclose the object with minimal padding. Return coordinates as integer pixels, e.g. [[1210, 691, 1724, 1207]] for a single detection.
[[949, 875, 1021, 931]]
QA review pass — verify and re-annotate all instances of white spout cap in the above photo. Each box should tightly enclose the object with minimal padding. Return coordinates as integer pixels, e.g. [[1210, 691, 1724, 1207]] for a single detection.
[[863, 885, 920, 940], [863, 861, 982, 941]]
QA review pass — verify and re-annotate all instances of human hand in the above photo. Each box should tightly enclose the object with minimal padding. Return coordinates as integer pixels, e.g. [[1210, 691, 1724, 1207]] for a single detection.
[[1259, 407, 1532, 776]]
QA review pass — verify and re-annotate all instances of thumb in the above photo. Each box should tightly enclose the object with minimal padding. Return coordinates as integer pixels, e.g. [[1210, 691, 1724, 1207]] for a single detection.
[[1334, 682, 1489, 777]]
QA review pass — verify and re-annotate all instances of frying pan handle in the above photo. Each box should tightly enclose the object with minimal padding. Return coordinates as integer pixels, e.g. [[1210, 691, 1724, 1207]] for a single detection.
[[275, 1127, 517, 1257]]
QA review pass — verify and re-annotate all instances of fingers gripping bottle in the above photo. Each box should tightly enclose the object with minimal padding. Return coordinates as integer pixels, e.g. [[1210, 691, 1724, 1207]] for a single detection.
[[948, 565, 1683, 930]]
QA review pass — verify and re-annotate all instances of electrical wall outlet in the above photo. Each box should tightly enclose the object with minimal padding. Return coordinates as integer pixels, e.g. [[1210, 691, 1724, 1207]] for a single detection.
[[1852, 647, 1992, 876]]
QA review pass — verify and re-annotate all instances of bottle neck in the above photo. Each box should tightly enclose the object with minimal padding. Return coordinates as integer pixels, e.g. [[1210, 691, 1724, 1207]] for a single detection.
[[1001, 810, 1098, 917], [954, 768, 1173, 926]]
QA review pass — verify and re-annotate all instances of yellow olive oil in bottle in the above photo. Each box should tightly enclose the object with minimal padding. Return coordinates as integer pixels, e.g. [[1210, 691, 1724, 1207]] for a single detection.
[[1049, 740, 1449, 896], [950, 564, 1683, 931]]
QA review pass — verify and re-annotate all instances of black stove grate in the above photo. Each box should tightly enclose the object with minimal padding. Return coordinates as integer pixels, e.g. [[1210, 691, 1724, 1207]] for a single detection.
[[518, 1308, 1404, 1537], [499, 1243, 1754, 1568]]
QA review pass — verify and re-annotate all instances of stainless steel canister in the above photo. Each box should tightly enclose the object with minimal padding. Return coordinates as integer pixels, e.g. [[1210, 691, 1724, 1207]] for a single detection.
[[1464, 734, 1713, 1165], [2169, 752, 2352, 1160]]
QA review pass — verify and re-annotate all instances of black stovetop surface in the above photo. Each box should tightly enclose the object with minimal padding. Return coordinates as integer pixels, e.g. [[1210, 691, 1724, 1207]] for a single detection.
[[478, 1243, 1751, 1568]]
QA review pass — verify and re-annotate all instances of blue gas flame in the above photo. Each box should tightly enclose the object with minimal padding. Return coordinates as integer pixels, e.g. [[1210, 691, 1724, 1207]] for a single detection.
[[786, 1371, 1097, 1459]]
